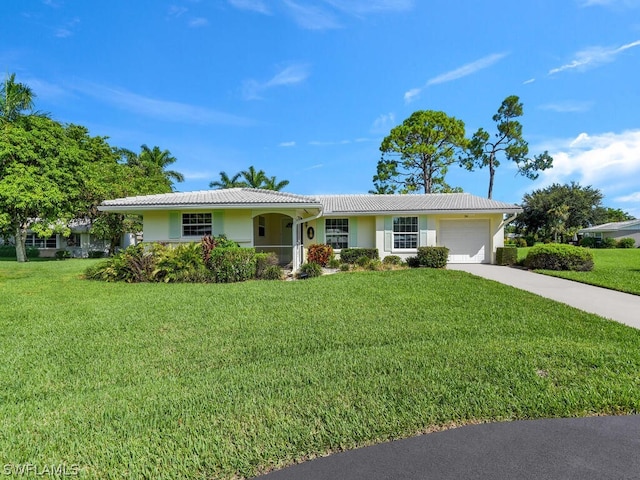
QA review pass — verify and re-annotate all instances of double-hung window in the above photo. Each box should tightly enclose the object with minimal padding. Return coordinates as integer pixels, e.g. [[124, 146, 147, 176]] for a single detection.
[[182, 213, 212, 237], [393, 216, 418, 249], [325, 218, 349, 250], [26, 233, 57, 248]]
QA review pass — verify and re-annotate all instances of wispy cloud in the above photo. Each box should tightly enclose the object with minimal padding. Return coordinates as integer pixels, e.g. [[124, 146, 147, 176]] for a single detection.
[[534, 129, 640, 194], [538, 100, 594, 113], [279, 141, 296, 147], [242, 64, 310, 100], [74, 81, 253, 126], [371, 113, 395, 134], [323, 0, 414, 16], [549, 40, 640, 75], [405, 52, 508, 103], [615, 191, 640, 202], [227, 0, 271, 14], [54, 17, 80, 38], [309, 139, 352, 146], [168, 5, 188, 17], [580, 0, 640, 7], [188, 17, 209, 27], [523, 78, 536, 85], [283, 0, 341, 30]]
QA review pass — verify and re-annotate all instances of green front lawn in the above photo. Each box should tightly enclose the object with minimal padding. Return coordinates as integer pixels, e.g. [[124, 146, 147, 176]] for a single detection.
[[520, 247, 640, 295], [2, 261, 640, 479]]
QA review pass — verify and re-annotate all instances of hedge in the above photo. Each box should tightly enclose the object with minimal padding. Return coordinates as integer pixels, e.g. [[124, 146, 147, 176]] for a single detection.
[[524, 243, 593, 271], [416, 246, 449, 268], [496, 246, 517, 266], [339, 248, 379, 264]]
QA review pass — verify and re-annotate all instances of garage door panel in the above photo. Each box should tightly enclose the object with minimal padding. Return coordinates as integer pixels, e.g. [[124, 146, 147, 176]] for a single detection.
[[439, 220, 490, 264]]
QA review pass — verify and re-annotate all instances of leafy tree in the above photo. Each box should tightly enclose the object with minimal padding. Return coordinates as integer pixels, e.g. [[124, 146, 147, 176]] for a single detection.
[[373, 110, 467, 194], [138, 144, 184, 190], [460, 95, 553, 199], [515, 182, 605, 241], [209, 166, 289, 191], [1, 73, 36, 123], [595, 207, 635, 223]]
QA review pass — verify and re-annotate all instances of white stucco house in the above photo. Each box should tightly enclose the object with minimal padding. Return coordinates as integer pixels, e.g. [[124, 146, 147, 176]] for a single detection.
[[99, 188, 522, 270], [579, 220, 640, 245]]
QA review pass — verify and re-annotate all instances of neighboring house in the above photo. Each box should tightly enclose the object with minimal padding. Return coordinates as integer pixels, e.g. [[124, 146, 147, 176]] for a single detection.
[[99, 188, 522, 270], [0, 219, 116, 258], [579, 220, 640, 245]]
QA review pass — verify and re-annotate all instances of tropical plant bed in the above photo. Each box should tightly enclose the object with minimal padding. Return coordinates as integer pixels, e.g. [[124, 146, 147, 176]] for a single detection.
[[531, 248, 640, 296], [1, 261, 639, 479]]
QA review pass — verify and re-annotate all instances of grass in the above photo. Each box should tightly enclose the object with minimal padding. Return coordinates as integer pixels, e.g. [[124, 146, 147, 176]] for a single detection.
[[1, 260, 640, 479], [518, 247, 640, 296]]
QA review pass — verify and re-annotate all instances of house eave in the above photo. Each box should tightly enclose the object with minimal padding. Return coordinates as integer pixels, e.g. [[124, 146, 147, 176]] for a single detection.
[[321, 208, 523, 217], [99, 202, 322, 213]]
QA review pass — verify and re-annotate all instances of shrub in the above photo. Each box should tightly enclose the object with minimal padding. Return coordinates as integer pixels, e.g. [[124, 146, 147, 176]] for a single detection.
[[327, 257, 341, 269], [340, 248, 379, 264], [496, 246, 517, 266], [355, 256, 371, 268], [416, 246, 449, 268], [55, 250, 71, 260], [262, 265, 284, 280], [580, 237, 598, 248], [297, 262, 322, 279], [152, 243, 209, 283], [0, 245, 40, 258], [617, 237, 636, 249], [524, 235, 537, 247], [406, 256, 420, 268], [601, 237, 617, 249], [88, 250, 105, 259], [524, 243, 594, 271], [339, 263, 350, 272], [255, 252, 279, 279], [514, 237, 528, 248], [366, 259, 383, 271], [307, 244, 333, 266], [382, 255, 402, 266], [208, 248, 257, 283]]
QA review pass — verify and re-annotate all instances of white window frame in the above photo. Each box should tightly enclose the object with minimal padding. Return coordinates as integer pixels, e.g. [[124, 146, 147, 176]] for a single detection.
[[182, 213, 212, 237], [393, 216, 418, 250], [26, 233, 57, 249], [326, 218, 349, 250]]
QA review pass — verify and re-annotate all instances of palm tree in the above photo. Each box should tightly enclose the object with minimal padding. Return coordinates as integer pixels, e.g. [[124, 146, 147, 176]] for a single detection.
[[262, 175, 289, 191], [239, 166, 268, 188], [209, 171, 244, 189], [0, 73, 35, 124], [138, 144, 184, 188]]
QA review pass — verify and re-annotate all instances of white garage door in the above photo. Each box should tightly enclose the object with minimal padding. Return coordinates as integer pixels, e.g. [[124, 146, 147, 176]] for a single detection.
[[439, 220, 491, 264]]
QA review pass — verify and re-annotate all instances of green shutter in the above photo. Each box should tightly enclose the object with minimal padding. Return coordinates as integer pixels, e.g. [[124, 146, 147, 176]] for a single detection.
[[384, 216, 392, 252], [213, 211, 224, 235], [169, 211, 181, 239], [419, 216, 428, 247], [349, 217, 358, 247], [316, 220, 325, 243]]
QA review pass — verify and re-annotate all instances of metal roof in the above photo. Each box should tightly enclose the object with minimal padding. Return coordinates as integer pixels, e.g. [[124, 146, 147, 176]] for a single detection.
[[579, 219, 640, 232], [100, 188, 522, 214]]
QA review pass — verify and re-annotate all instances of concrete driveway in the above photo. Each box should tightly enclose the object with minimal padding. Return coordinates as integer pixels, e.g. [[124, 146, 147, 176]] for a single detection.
[[447, 263, 640, 330]]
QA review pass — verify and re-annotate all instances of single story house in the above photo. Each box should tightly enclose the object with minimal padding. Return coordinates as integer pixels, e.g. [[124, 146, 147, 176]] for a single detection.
[[579, 219, 640, 245], [99, 188, 522, 270]]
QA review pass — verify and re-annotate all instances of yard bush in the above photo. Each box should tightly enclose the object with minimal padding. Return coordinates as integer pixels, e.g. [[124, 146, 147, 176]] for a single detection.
[[297, 262, 322, 278], [417, 246, 449, 268], [208, 248, 257, 283], [0, 245, 40, 258], [617, 237, 636, 249], [355, 255, 371, 268], [152, 243, 210, 283], [580, 237, 598, 248], [255, 252, 278, 279], [382, 255, 403, 266], [88, 250, 105, 258], [406, 256, 421, 268], [262, 265, 284, 280], [339, 248, 379, 264], [307, 244, 333, 266], [496, 246, 517, 266], [524, 243, 594, 271], [602, 237, 617, 249]]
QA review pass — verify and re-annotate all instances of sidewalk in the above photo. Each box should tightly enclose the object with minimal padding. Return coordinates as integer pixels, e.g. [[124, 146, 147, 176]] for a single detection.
[[447, 264, 640, 330]]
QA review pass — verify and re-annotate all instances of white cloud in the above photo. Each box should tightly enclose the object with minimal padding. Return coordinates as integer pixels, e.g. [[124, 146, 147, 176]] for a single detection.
[[404, 52, 508, 103], [188, 17, 209, 27], [227, 0, 271, 14], [538, 101, 594, 113], [322, 0, 414, 15], [549, 40, 640, 75], [73, 81, 253, 126], [168, 5, 188, 17], [534, 130, 640, 192], [581, 0, 640, 7], [371, 113, 395, 134], [242, 64, 310, 100], [309, 139, 351, 146], [54, 17, 80, 38], [282, 0, 341, 30], [279, 141, 296, 147], [523, 78, 536, 85], [615, 192, 640, 202]]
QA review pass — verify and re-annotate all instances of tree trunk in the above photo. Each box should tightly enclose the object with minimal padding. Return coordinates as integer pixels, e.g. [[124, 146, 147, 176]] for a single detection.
[[487, 156, 495, 199], [15, 225, 28, 262]]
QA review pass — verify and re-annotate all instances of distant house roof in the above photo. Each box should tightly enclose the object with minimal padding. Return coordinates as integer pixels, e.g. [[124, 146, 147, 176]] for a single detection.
[[100, 188, 522, 215], [579, 219, 640, 233]]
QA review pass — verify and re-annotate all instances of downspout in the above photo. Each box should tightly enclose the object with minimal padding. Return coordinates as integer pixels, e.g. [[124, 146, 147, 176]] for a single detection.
[[499, 212, 519, 231], [292, 209, 323, 271]]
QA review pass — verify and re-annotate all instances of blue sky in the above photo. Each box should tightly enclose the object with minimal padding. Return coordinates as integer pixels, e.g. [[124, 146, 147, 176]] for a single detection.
[[3, 0, 640, 216]]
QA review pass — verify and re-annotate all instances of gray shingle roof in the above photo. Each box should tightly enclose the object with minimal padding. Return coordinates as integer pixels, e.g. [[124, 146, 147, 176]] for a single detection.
[[100, 188, 521, 214], [579, 219, 640, 232], [316, 193, 521, 214]]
